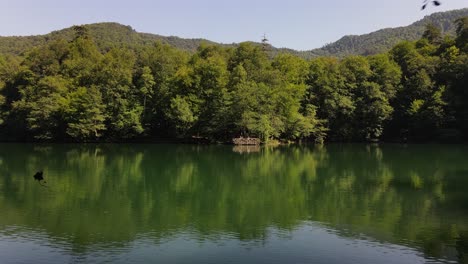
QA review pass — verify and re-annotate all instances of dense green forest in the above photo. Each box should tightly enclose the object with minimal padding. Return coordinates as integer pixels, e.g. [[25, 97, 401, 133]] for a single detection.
[[0, 17, 467, 143]]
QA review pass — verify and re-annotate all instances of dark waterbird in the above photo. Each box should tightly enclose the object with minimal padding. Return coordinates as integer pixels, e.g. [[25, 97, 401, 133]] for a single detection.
[[33, 171, 47, 186]]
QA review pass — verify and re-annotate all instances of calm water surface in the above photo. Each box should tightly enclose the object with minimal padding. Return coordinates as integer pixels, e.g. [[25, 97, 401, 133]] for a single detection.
[[0, 144, 467, 263]]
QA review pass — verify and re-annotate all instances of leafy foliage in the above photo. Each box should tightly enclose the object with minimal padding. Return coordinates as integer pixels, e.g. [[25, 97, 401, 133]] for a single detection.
[[0, 16, 468, 142]]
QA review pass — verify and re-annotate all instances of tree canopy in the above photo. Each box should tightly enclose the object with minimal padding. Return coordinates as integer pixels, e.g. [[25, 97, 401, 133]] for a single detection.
[[0, 18, 467, 143]]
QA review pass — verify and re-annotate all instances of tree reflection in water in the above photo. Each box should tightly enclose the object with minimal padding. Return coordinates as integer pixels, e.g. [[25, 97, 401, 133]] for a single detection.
[[0, 143, 467, 262]]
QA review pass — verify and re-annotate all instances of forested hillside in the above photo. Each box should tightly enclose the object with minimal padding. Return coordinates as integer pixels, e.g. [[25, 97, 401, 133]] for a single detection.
[[1, 9, 467, 58], [0, 17, 467, 143], [0, 22, 216, 55], [310, 8, 468, 56], [0, 22, 302, 58]]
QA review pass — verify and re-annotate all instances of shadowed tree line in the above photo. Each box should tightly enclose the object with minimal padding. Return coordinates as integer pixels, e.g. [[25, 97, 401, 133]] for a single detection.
[[0, 19, 467, 143]]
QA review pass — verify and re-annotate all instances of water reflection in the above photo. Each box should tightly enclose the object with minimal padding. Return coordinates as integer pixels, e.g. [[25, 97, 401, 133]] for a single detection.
[[0, 144, 467, 263]]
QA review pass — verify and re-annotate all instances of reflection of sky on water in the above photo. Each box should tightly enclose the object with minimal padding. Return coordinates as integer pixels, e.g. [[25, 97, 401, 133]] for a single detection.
[[0, 223, 455, 264]]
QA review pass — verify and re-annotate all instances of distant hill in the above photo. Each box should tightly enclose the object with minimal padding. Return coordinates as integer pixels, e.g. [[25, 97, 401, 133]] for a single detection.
[[308, 8, 468, 57], [0, 22, 219, 55], [0, 8, 467, 58], [0, 22, 304, 58]]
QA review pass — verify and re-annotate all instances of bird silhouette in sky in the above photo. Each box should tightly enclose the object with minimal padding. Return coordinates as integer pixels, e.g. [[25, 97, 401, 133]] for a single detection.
[[422, 0, 441, 10]]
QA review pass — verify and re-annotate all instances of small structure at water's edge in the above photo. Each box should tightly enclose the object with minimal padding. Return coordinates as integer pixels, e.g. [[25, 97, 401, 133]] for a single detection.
[[232, 137, 261, 145]]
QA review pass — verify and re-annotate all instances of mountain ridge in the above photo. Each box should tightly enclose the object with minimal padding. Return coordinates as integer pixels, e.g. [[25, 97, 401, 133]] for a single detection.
[[0, 8, 467, 58], [308, 8, 468, 56]]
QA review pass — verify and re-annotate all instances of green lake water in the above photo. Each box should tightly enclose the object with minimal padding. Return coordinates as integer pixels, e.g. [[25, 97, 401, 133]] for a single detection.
[[0, 143, 467, 263]]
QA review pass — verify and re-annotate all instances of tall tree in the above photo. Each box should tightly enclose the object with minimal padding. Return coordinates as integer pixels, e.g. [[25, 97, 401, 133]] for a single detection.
[[12, 76, 70, 140], [306, 57, 354, 141], [66, 85, 107, 141], [422, 23, 442, 45], [137, 42, 189, 136], [97, 48, 143, 139], [455, 17, 468, 52], [137, 66, 155, 124]]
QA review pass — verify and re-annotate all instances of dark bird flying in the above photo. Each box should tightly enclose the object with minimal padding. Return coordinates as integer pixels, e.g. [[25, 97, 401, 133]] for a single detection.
[[422, 0, 441, 10]]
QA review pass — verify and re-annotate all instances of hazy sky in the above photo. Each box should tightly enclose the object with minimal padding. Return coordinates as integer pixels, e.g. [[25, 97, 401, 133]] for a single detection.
[[1, 0, 467, 50]]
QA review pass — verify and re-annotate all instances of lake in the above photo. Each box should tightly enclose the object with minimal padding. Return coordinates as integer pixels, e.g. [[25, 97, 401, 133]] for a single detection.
[[0, 143, 467, 263]]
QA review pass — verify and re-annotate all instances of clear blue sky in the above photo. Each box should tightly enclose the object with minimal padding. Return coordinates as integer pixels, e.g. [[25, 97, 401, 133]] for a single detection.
[[1, 0, 467, 50]]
